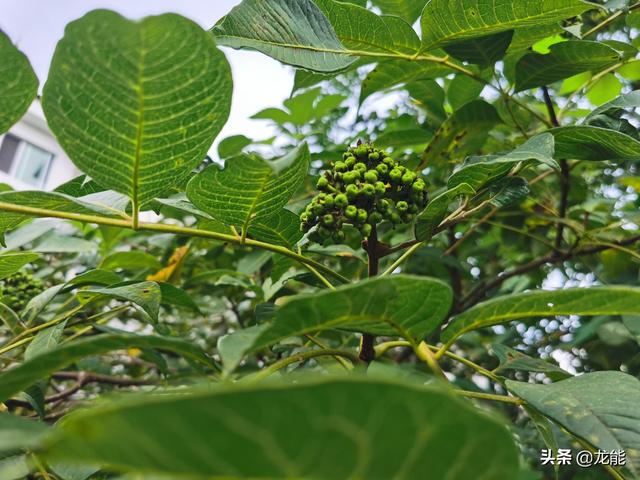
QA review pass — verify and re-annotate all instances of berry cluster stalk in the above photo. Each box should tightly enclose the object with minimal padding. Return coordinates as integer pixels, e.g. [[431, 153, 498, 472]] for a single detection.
[[360, 225, 378, 363]]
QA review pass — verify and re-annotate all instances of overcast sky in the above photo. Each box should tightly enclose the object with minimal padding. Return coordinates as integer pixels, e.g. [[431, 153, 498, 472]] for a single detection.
[[1, 0, 293, 154]]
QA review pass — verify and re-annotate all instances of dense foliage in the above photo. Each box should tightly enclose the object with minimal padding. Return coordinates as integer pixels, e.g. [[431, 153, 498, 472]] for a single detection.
[[0, 1, 639, 479]]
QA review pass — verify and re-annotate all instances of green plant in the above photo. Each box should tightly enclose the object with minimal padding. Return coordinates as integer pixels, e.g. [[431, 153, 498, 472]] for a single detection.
[[1, 1, 640, 479]]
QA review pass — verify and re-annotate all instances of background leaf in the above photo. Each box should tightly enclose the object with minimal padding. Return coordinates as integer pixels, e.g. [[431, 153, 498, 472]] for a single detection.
[[77, 282, 161, 322], [43, 10, 232, 207], [0, 29, 38, 133], [370, 0, 426, 24], [550, 126, 640, 160], [0, 252, 39, 280], [212, 0, 354, 72], [442, 286, 640, 343], [46, 378, 519, 479], [415, 183, 476, 241]]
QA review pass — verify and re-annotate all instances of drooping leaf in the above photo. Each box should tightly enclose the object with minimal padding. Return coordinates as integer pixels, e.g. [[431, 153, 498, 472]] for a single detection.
[[420, 0, 593, 50], [24, 321, 67, 361], [217, 324, 268, 375], [100, 251, 162, 272], [43, 10, 232, 208], [212, 0, 354, 72], [0, 303, 23, 335], [0, 334, 214, 402], [370, 0, 427, 24], [77, 281, 161, 322], [420, 100, 501, 169], [46, 378, 519, 479], [158, 283, 200, 312], [507, 371, 640, 476], [0, 252, 39, 280], [447, 74, 486, 110], [0, 414, 50, 451], [515, 41, 621, 92], [415, 183, 476, 241], [586, 73, 622, 106], [249, 209, 303, 248], [442, 286, 640, 343], [584, 90, 640, 123], [314, 0, 420, 55], [448, 133, 559, 192], [250, 275, 453, 352], [550, 125, 640, 161], [21, 285, 66, 325], [187, 144, 309, 237], [0, 30, 38, 134], [443, 31, 514, 66], [491, 344, 571, 380], [488, 176, 530, 208]]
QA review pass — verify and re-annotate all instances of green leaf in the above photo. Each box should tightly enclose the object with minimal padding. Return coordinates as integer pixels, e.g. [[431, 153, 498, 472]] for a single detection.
[[0, 334, 213, 402], [421, 100, 501, 168], [0, 252, 39, 280], [250, 275, 452, 351], [514, 41, 621, 92], [370, 0, 427, 24], [415, 183, 476, 241], [217, 324, 268, 375], [63, 270, 121, 290], [586, 74, 622, 106], [212, 0, 354, 72], [187, 144, 309, 237], [0, 30, 38, 134], [217, 135, 252, 159], [0, 456, 30, 480], [507, 371, 640, 476], [0, 191, 119, 244], [249, 209, 303, 249], [491, 344, 571, 380], [100, 251, 162, 272], [442, 286, 640, 343], [585, 90, 640, 123], [443, 31, 513, 66], [0, 414, 50, 451], [448, 134, 559, 192], [314, 0, 420, 55], [46, 377, 519, 479], [158, 283, 200, 312], [24, 321, 67, 361], [251, 107, 291, 125], [488, 176, 529, 208], [43, 10, 232, 208], [420, 0, 592, 50], [549, 125, 640, 160], [77, 281, 161, 322], [360, 60, 453, 105], [0, 303, 23, 335], [447, 74, 486, 110]]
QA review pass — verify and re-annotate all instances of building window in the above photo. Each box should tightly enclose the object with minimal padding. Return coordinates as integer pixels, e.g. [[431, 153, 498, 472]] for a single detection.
[[0, 133, 54, 188]]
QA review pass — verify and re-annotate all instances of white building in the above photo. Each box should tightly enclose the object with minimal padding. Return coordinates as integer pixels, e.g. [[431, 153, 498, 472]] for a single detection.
[[0, 99, 79, 191]]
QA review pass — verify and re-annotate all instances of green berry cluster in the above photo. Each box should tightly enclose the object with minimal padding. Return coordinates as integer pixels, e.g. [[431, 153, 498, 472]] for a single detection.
[[0, 270, 44, 313], [301, 142, 428, 243]]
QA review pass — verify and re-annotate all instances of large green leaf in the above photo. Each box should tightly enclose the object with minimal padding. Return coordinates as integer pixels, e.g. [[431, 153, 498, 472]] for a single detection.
[[447, 134, 559, 191], [415, 183, 476, 241], [550, 125, 640, 161], [0, 252, 39, 280], [443, 31, 514, 66], [370, 0, 427, 24], [0, 30, 38, 134], [314, 0, 420, 55], [442, 286, 640, 343], [187, 145, 309, 237], [507, 371, 640, 476], [212, 0, 354, 72], [0, 191, 121, 244], [584, 90, 640, 123], [249, 209, 303, 249], [0, 334, 213, 402], [514, 41, 621, 92], [491, 344, 571, 381], [77, 281, 161, 322], [46, 377, 519, 479], [43, 10, 232, 208], [250, 275, 452, 351], [0, 414, 50, 452], [420, 0, 593, 50]]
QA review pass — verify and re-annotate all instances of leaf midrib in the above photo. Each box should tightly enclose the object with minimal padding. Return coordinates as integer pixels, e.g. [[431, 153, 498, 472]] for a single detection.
[[132, 26, 147, 216]]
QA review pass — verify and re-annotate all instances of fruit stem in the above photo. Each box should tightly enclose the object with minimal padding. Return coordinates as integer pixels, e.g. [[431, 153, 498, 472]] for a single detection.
[[359, 225, 379, 363]]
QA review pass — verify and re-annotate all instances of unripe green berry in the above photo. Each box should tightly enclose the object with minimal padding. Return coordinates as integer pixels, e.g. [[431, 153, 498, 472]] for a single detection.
[[389, 168, 403, 183], [345, 205, 357, 219], [396, 201, 409, 212], [383, 156, 395, 167], [357, 208, 368, 224], [346, 184, 359, 200], [343, 171, 357, 184], [376, 163, 389, 176], [332, 230, 346, 243], [317, 176, 329, 190], [323, 195, 335, 209], [317, 226, 331, 239], [355, 145, 368, 158], [312, 203, 325, 216], [334, 161, 347, 172], [345, 156, 356, 168], [374, 181, 386, 195], [368, 212, 382, 224], [402, 171, 416, 185], [403, 213, 415, 222], [354, 162, 367, 173], [390, 212, 401, 224], [300, 212, 309, 223], [364, 170, 378, 183], [368, 152, 380, 162], [361, 183, 375, 198], [335, 194, 348, 208], [322, 214, 334, 226], [377, 199, 390, 212], [360, 224, 372, 237]]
